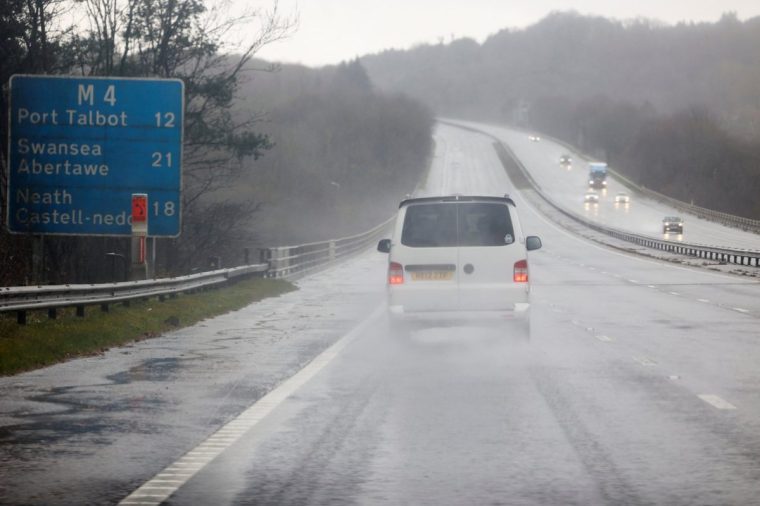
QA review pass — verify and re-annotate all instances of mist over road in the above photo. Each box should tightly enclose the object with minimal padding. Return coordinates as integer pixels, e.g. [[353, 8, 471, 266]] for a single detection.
[[2, 123, 760, 505]]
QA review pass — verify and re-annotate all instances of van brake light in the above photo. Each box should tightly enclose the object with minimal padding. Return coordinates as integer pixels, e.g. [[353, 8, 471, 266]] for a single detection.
[[389, 262, 404, 285], [514, 259, 528, 283]]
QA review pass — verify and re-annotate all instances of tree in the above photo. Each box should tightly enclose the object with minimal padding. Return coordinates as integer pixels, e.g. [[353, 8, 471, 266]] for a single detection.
[[0, 0, 296, 284], [1, 0, 74, 284]]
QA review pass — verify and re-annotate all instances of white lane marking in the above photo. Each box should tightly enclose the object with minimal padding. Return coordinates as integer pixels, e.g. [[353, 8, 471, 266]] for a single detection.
[[119, 306, 385, 506], [669, 291, 680, 296], [632, 356, 657, 366], [732, 307, 749, 313], [697, 299, 710, 303], [595, 335, 613, 342], [698, 394, 737, 410], [613, 274, 622, 278], [647, 285, 656, 289], [668, 375, 681, 380], [628, 279, 639, 284]]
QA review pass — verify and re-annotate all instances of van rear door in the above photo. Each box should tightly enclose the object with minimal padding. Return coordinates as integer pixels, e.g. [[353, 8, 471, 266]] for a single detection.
[[456, 202, 523, 311], [396, 202, 459, 312]]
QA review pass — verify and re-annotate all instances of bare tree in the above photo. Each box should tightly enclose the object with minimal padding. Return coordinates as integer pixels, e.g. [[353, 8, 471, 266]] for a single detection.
[[69, 0, 296, 273]]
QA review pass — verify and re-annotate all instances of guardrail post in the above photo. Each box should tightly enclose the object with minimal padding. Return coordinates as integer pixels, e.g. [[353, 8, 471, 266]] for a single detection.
[[76, 305, 85, 317], [48, 308, 57, 320], [17, 310, 26, 325], [258, 248, 272, 277], [269, 248, 282, 277], [282, 247, 291, 276]]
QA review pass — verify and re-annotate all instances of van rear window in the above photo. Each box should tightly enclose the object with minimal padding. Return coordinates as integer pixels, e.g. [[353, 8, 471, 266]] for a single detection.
[[401, 203, 514, 247]]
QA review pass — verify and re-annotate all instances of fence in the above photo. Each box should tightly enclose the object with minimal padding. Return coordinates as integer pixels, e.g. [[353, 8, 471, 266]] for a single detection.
[[1, 217, 394, 324]]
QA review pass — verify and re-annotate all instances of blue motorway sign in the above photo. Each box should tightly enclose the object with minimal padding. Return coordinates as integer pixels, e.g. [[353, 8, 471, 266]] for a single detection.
[[7, 75, 183, 236]]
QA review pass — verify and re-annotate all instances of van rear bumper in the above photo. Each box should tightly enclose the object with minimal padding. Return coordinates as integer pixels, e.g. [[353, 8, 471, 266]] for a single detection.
[[388, 303, 530, 323]]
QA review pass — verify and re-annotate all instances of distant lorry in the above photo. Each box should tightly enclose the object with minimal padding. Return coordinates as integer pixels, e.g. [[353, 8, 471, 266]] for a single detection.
[[587, 162, 608, 189]]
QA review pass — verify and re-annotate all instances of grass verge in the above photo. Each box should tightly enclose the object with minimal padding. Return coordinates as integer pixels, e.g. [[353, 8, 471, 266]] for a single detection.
[[0, 277, 296, 376]]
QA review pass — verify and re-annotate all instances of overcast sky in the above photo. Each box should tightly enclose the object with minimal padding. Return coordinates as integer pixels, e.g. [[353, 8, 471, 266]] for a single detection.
[[251, 0, 760, 67]]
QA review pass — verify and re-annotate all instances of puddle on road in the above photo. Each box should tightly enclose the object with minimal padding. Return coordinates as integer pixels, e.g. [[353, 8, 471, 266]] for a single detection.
[[107, 357, 182, 384]]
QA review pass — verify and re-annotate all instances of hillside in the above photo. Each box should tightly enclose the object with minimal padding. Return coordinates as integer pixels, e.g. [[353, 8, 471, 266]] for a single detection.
[[361, 12, 760, 219], [362, 12, 760, 138]]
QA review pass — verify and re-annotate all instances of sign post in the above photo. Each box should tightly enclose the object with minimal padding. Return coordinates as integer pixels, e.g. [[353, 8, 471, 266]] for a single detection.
[[7, 75, 183, 237], [130, 193, 148, 279]]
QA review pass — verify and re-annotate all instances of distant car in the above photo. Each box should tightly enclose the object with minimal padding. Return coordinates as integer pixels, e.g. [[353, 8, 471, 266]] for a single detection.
[[662, 216, 684, 234], [583, 191, 600, 204], [614, 192, 630, 204], [528, 135, 541, 142], [559, 154, 572, 166]]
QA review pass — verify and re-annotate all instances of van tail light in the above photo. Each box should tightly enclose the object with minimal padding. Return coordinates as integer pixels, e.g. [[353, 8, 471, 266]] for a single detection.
[[388, 262, 404, 285], [514, 259, 528, 283]]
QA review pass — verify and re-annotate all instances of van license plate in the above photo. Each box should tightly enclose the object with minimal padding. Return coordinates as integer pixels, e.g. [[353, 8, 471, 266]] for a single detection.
[[411, 271, 454, 281]]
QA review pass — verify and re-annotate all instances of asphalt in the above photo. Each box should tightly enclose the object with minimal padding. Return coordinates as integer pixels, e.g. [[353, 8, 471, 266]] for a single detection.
[[2, 122, 760, 505]]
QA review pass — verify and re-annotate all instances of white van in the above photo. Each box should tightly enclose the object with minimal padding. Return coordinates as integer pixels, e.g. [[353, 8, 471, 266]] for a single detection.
[[377, 195, 542, 335]]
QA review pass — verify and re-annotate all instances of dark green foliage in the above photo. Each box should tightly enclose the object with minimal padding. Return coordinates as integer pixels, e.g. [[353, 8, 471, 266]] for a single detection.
[[0, 0, 291, 283], [233, 60, 434, 245], [0, 5, 433, 284], [621, 109, 760, 219], [363, 12, 760, 139]]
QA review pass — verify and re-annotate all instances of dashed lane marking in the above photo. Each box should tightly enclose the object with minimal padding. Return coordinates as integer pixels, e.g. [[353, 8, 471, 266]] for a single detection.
[[697, 299, 710, 303], [595, 335, 613, 342], [698, 394, 737, 410], [118, 306, 385, 506], [669, 291, 680, 296], [732, 307, 749, 313], [632, 356, 657, 366]]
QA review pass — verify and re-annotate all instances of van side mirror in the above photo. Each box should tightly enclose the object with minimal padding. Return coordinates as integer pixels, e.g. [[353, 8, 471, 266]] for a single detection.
[[526, 236, 542, 251], [377, 239, 391, 253]]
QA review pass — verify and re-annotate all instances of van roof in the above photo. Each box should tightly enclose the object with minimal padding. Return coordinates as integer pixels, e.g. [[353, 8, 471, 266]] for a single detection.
[[399, 195, 516, 208]]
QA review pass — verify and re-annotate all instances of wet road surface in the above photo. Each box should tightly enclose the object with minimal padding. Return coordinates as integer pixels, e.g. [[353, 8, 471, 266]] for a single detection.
[[2, 123, 760, 505]]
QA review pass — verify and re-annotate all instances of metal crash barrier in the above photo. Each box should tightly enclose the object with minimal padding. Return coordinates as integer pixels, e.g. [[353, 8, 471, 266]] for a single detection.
[[1, 216, 394, 324], [493, 140, 760, 268]]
